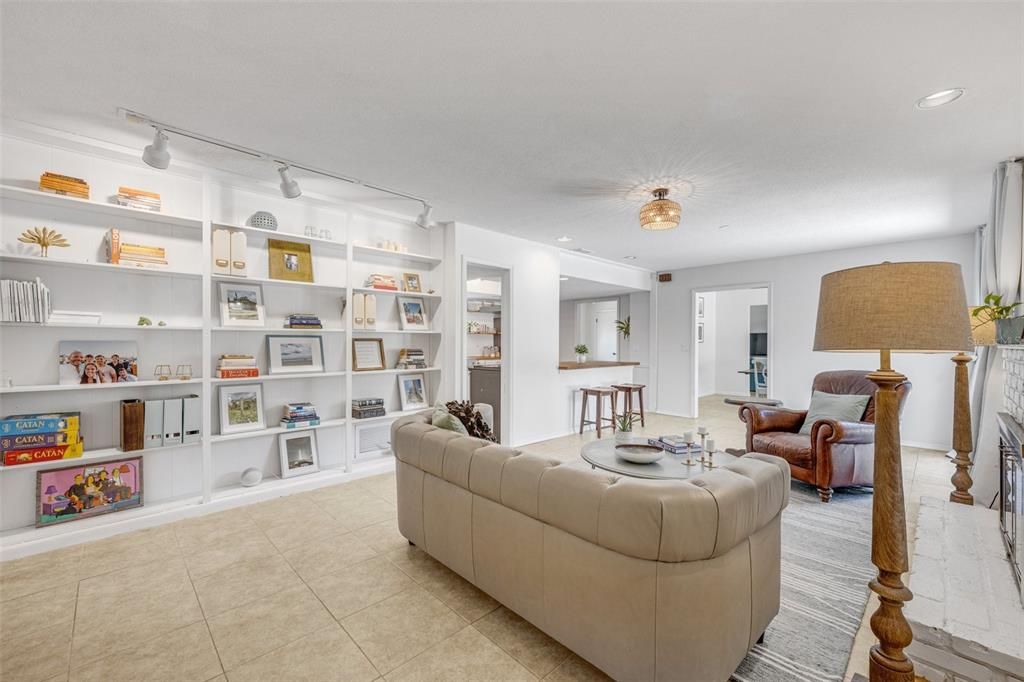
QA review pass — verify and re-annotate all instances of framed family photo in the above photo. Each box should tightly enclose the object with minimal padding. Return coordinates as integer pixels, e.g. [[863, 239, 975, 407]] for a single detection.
[[266, 335, 324, 374], [219, 282, 265, 327], [397, 296, 428, 331], [58, 340, 139, 385], [268, 239, 314, 283], [37, 456, 143, 527], [402, 272, 422, 293], [352, 338, 386, 371], [219, 384, 265, 434], [279, 430, 319, 478], [398, 373, 428, 411]]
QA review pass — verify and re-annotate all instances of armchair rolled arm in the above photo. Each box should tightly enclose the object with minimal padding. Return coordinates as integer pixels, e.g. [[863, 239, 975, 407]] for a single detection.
[[811, 419, 875, 445], [738, 404, 807, 435]]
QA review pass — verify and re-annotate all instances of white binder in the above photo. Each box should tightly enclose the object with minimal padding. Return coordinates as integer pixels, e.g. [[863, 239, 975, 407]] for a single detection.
[[163, 398, 183, 446], [212, 229, 231, 276], [143, 399, 164, 449], [352, 293, 365, 329], [229, 231, 248, 277], [365, 294, 377, 329], [182, 394, 201, 444]]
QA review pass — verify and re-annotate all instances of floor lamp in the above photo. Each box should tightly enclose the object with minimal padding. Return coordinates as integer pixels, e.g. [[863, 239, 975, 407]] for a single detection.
[[813, 261, 972, 682], [950, 309, 997, 504]]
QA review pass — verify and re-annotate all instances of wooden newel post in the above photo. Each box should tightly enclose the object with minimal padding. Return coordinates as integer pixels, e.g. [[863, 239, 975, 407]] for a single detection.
[[867, 351, 915, 682], [949, 353, 974, 505]]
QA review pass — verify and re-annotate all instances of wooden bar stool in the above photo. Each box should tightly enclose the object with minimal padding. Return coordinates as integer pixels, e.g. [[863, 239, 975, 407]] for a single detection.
[[612, 383, 646, 427], [579, 387, 617, 438]]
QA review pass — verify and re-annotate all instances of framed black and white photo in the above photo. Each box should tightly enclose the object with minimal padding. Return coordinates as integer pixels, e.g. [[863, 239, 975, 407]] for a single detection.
[[398, 373, 428, 411], [218, 282, 265, 327], [278, 430, 319, 478], [397, 296, 429, 331], [266, 335, 324, 374], [697, 296, 705, 319], [697, 322, 705, 343], [218, 384, 265, 434], [352, 338, 386, 371]]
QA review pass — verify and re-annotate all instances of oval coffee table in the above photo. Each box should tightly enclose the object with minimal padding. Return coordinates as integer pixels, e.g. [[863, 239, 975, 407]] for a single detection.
[[580, 439, 736, 480]]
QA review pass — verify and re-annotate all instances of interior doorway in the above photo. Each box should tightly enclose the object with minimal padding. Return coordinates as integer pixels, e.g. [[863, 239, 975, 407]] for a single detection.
[[692, 284, 771, 419], [578, 299, 620, 361], [464, 262, 510, 443]]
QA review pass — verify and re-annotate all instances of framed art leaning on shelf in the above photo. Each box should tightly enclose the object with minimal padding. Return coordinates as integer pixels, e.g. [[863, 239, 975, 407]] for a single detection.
[[279, 430, 319, 478], [266, 335, 324, 374], [397, 295, 429, 331], [36, 456, 143, 527], [352, 338, 386, 371], [218, 282, 265, 327], [398, 372, 428, 411], [218, 383, 265, 434]]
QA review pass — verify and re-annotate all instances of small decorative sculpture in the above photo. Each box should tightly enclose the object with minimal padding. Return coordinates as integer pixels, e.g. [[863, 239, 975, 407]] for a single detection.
[[246, 211, 278, 231], [154, 364, 172, 381], [137, 316, 152, 326], [175, 364, 193, 381], [18, 226, 69, 257], [157, 320, 167, 327]]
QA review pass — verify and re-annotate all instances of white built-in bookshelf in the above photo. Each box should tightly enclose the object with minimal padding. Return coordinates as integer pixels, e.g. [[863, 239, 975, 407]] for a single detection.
[[0, 130, 446, 557]]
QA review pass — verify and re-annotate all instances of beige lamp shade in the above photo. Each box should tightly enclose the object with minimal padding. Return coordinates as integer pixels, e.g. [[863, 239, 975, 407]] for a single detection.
[[969, 306, 997, 346], [813, 261, 972, 352]]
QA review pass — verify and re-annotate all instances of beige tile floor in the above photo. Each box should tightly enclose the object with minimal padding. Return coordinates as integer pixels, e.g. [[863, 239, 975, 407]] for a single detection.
[[0, 394, 952, 682]]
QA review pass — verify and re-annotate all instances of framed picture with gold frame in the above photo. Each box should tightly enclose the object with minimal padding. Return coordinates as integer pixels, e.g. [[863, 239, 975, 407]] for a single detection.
[[402, 272, 422, 293], [352, 338, 386, 371], [268, 239, 313, 283]]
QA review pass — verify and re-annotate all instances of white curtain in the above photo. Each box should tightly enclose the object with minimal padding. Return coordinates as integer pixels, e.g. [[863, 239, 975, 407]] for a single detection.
[[971, 160, 1023, 507]]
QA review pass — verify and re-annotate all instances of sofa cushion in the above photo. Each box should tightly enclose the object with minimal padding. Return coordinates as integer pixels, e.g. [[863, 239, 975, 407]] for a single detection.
[[752, 431, 812, 468]]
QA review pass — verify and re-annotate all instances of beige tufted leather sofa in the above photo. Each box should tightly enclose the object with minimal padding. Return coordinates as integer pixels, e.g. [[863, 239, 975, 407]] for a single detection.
[[392, 412, 790, 681]]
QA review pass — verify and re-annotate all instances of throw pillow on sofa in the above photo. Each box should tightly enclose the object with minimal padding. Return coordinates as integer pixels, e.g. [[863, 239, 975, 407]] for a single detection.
[[432, 402, 469, 435], [798, 390, 871, 434], [445, 400, 497, 441]]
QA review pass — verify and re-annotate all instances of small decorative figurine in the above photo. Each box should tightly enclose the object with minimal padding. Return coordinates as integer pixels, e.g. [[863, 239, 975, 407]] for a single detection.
[[137, 316, 152, 326], [175, 364, 193, 381], [18, 226, 70, 257], [157, 320, 167, 327], [154, 364, 172, 381]]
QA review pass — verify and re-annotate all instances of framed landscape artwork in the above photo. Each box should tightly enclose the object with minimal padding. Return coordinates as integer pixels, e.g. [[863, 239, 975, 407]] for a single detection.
[[279, 430, 319, 478], [398, 373, 428, 411], [58, 340, 139, 385], [219, 384, 265, 434], [218, 282, 265, 327], [36, 456, 143, 527], [397, 296, 429, 331], [266, 335, 325, 374]]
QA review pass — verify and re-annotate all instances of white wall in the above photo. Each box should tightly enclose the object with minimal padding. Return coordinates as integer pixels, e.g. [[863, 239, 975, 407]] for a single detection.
[[558, 300, 576, 360], [712, 288, 768, 396], [697, 292, 717, 396], [656, 233, 974, 450]]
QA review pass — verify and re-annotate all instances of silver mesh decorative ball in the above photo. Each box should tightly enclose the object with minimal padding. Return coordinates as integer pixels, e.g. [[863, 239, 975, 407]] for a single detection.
[[246, 211, 278, 231]]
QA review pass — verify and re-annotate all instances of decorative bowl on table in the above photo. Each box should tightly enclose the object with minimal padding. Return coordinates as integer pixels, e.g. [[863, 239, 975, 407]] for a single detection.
[[614, 443, 664, 464]]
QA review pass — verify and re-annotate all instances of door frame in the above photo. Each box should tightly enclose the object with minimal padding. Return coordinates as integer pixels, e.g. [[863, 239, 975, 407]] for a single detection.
[[690, 281, 774, 419]]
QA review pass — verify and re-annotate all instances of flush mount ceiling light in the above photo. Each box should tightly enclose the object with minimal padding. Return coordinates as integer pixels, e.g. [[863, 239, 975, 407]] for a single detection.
[[915, 88, 966, 110], [556, 235, 573, 243], [278, 165, 301, 199], [639, 188, 681, 231], [141, 129, 170, 169]]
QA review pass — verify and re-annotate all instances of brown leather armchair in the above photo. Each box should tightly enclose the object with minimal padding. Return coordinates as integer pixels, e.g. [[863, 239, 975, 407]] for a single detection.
[[738, 370, 911, 502]]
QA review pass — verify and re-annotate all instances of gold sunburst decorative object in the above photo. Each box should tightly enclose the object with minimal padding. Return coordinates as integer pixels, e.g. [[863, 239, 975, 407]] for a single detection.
[[18, 226, 70, 257]]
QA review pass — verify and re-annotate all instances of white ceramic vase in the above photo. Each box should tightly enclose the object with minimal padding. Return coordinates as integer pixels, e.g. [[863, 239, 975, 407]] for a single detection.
[[615, 430, 632, 444], [576, 353, 587, 363]]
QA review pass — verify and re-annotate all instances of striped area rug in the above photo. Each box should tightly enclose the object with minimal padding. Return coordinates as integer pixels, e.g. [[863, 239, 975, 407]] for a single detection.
[[731, 484, 875, 682]]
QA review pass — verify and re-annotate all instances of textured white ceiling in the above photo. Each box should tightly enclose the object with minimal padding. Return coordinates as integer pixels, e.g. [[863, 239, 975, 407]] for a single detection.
[[2, 2, 1021, 270]]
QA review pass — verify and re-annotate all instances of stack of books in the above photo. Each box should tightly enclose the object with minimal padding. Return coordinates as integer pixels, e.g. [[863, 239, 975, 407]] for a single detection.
[[114, 186, 161, 212], [217, 354, 258, 379], [647, 435, 693, 455], [364, 274, 398, 291], [1, 278, 51, 323], [106, 229, 168, 268], [285, 313, 322, 329], [395, 348, 427, 369], [39, 172, 89, 199], [281, 402, 319, 429], [1, 412, 83, 467], [352, 398, 385, 419]]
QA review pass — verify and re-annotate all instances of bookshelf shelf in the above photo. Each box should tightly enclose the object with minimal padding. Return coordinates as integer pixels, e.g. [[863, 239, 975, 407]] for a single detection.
[[212, 273, 346, 292], [211, 370, 347, 384], [211, 326, 345, 334], [0, 184, 203, 229], [352, 287, 441, 301], [0, 254, 202, 280], [0, 378, 204, 395], [0, 322, 202, 332], [210, 417, 347, 443], [351, 329, 441, 335], [352, 366, 442, 376], [0, 441, 200, 474], [352, 244, 441, 268], [211, 222, 347, 249]]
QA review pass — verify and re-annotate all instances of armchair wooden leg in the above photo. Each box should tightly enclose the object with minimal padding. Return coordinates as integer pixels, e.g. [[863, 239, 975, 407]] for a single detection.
[[817, 487, 834, 503], [757, 632, 765, 645]]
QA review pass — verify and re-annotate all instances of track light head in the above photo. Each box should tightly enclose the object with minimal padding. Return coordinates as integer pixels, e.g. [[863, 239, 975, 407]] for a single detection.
[[415, 203, 434, 230], [142, 129, 170, 169], [278, 165, 302, 199]]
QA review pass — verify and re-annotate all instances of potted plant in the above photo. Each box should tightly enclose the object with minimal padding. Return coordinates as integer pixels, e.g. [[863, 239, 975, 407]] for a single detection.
[[614, 413, 634, 444], [972, 293, 1024, 345], [574, 343, 589, 363], [615, 316, 631, 339]]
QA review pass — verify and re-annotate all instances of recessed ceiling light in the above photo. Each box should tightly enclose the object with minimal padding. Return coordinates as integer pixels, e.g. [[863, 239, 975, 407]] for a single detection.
[[718, 224, 729, 230], [559, 276, 570, 281], [916, 88, 966, 110], [556, 235, 573, 243], [623, 256, 637, 260]]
